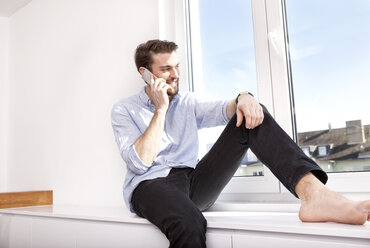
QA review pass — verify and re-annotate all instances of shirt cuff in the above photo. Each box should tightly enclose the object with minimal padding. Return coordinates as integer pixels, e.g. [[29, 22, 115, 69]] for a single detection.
[[128, 144, 153, 173], [221, 100, 230, 123]]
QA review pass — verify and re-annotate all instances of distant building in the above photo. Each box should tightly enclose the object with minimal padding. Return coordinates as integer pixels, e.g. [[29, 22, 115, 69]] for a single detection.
[[298, 120, 370, 173]]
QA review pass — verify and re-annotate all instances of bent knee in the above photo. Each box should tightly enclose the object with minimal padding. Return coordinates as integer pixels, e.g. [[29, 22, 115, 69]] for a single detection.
[[259, 103, 269, 113]]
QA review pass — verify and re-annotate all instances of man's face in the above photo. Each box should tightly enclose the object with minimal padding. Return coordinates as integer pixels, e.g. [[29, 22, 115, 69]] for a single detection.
[[151, 51, 180, 97]]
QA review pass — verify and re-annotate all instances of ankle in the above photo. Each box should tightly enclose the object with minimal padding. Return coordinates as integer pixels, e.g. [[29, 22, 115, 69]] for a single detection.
[[295, 172, 325, 201]]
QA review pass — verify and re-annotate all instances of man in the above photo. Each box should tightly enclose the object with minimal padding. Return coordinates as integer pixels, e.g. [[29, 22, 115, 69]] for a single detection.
[[111, 39, 370, 248]]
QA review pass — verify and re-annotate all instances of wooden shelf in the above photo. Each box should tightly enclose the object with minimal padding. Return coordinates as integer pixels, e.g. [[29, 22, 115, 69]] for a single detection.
[[0, 190, 53, 209]]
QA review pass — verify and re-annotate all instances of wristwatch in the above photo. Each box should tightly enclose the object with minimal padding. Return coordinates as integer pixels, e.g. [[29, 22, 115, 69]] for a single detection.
[[235, 91, 254, 104]]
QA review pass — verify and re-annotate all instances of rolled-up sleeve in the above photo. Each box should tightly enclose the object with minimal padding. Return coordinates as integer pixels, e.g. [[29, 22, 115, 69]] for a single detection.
[[111, 104, 153, 175]]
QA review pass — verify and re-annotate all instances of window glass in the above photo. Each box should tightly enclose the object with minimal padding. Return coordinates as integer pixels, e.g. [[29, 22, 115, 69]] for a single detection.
[[286, 0, 370, 173], [318, 146, 327, 157], [302, 147, 310, 157], [189, 0, 263, 176]]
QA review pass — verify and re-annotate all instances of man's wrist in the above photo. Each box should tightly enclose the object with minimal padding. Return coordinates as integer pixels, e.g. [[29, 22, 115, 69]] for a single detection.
[[235, 91, 254, 104], [155, 107, 168, 115]]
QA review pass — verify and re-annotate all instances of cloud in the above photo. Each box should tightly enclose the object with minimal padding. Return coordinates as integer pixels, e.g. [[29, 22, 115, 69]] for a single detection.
[[289, 45, 322, 61]]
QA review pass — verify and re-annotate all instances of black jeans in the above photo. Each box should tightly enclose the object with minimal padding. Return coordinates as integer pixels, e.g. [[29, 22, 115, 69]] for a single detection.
[[131, 105, 328, 248]]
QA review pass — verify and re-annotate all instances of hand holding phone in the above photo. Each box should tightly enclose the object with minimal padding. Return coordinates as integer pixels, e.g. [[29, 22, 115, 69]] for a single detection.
[[141, 68, 170, 110], [142, 68, 157, 85]]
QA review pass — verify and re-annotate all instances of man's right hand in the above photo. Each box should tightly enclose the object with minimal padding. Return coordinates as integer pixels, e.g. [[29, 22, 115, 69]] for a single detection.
[[148, 74, 170, 111]]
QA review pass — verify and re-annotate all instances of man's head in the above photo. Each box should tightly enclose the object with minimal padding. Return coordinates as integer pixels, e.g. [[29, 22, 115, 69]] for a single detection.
[[135, 40, 180, 97]]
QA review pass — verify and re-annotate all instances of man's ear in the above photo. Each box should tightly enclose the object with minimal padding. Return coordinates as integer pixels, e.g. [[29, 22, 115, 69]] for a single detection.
[[138, 67, 146, 75]]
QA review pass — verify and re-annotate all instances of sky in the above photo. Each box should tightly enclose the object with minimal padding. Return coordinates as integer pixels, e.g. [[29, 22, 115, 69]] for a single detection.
[[194, 0, 370, 133]]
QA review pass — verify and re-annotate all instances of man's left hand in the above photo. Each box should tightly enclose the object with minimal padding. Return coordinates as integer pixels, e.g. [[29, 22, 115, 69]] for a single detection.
[[236, 94, 264, 129]]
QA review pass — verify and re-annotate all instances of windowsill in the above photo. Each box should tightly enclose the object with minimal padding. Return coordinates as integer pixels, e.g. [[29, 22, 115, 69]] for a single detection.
[[1, 204, 369, 240], [208, 201, 301, 212]]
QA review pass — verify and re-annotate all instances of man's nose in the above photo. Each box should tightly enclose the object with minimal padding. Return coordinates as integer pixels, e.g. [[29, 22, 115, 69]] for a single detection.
[[170, 68, 179, 78]]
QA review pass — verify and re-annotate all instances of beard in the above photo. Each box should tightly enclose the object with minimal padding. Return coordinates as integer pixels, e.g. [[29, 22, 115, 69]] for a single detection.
[[166, 78, 179, 97]]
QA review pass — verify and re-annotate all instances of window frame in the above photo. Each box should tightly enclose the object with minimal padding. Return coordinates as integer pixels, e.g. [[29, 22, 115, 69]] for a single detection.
[[166, 0, 370, 202]]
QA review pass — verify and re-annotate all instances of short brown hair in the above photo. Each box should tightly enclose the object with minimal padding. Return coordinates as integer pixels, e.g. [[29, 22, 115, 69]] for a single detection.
[[134, 39, 178, 72]]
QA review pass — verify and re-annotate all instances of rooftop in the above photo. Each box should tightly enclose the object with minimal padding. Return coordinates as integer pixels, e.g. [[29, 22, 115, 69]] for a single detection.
[[298, 124, 370, 161]]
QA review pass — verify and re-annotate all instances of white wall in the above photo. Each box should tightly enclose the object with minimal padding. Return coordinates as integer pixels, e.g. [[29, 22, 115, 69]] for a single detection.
[[0, 16, 9, 192], [5, 0, 161, 207]]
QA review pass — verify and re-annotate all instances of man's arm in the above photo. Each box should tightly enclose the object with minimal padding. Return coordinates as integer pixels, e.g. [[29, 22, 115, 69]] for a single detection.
[[226, 92, 264, 129], [134, 108, 166, 165], [134, 75, 170, 165]]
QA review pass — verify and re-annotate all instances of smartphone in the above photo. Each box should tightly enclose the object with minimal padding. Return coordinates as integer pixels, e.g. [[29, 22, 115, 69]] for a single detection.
[[142, 68, 156, 84]]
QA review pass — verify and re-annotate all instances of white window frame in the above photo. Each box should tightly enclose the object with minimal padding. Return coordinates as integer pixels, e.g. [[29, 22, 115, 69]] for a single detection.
[[161, 0, 370, 202]]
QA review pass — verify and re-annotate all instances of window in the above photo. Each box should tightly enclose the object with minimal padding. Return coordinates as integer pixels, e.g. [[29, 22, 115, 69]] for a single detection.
[[182, 0, 370, 197], [318, 146, 328, 157], [246, 150, 258, 164], [234, 150, 260, 177], [286, 0, 370, 174]]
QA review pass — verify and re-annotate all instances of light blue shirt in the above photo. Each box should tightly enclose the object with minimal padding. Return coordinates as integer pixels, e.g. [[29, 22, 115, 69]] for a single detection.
[[111, 87, 229, 212]]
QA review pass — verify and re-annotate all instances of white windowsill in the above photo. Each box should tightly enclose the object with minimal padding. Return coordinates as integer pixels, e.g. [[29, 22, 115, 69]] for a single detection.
[[0, 204, 369, 240], [209, 201, 301, 213]]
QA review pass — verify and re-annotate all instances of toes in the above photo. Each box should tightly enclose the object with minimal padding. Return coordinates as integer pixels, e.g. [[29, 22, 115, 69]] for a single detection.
[[358, 200, 370, 223]]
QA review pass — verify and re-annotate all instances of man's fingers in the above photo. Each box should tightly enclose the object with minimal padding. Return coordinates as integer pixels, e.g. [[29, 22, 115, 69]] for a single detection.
[[241, 105, 264, 129], [152, 78, 159, 90], [236, 96, 264, 129], [259, 106, 264, 125], [236, 109, 243, 127], [253, 105, 262, 127], [244, 109, 252, 129], [149, 75, 155, 88], [151, 79, 166, 93], [162, 84, 170, 93], [250, 107, 258, 128], [236, 106, 252, 129]]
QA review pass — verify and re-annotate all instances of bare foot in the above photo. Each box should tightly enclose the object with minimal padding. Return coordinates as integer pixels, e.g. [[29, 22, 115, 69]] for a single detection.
[[299, 188, 370, 224], [295, 173, 370, 225]]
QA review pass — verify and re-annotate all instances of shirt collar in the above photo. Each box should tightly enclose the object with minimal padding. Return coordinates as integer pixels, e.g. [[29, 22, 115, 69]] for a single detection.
[[139, 86, 151, 107]]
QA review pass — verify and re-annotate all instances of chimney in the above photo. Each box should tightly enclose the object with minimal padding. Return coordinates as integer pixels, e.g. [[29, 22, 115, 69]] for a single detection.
[[346, 120, 366, 144]]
